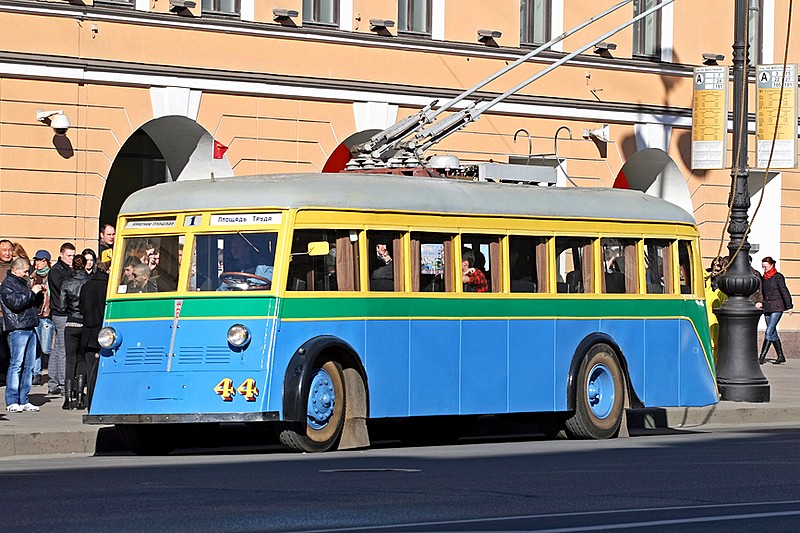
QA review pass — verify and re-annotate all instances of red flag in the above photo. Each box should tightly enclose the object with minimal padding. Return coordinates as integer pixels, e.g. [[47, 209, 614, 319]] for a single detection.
[[213, 140, 228, 159]]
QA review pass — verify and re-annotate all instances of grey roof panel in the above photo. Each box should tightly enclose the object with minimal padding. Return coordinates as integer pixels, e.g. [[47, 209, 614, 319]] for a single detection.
[[119, 173, 695, 225]]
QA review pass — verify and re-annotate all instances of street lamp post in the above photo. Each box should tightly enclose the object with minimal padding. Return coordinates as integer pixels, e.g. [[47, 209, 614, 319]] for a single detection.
[[714, 0, 770, 402]]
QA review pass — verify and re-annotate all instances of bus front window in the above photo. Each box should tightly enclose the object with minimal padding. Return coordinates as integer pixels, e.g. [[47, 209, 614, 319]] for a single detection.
[[116, 236, 183, 294], [191, 232, 278, 291]]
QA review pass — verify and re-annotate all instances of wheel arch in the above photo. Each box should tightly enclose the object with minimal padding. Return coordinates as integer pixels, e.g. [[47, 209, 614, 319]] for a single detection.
[[282, 335, 369, 422], [565, 333, 641, 411]]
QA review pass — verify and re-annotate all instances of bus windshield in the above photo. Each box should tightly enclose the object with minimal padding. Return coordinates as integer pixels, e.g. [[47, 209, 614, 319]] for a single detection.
[[115, 231, 278, 294], [190, 232, 277, 292]]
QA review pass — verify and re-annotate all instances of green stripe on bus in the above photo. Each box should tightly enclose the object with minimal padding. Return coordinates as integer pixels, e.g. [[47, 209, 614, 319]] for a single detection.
[[280, 296, 702, 321], [106, 297, 276, 320]]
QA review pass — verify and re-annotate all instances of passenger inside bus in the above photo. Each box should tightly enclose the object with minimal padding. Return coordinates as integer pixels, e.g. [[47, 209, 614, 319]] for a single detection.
[[370, 243, 394, 291], [462, 249, 488, 292], [603, 248, 626, 294], [127, 263, 153, 293]]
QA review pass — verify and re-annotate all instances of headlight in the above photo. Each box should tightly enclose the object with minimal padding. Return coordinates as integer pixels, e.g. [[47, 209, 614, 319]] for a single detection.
[[97, 326, 121, 349], [227, 324, 251, 348]]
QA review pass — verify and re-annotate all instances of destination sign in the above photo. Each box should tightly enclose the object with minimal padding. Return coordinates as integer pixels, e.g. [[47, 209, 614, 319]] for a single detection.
[[125, 219, 176, 229], [210, 213, 283, 225]]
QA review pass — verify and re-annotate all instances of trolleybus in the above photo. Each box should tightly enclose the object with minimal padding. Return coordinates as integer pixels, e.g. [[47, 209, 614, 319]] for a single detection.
[[85, 171, 717, 453]]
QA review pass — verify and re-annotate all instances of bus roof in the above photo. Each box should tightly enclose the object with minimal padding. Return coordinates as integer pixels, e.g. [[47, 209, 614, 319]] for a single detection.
[[119, 172, 696, 225]]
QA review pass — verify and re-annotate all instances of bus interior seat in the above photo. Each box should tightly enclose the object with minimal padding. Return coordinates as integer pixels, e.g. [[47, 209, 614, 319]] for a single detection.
[[565, 271, 583, 293], [511, 279, 537, 292]]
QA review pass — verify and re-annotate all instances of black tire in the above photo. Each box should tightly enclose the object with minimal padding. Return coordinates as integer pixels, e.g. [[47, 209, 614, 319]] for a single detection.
[[116, 424, 178, 455], [564, 343, 625, 440], [278, 360, 346, 452]]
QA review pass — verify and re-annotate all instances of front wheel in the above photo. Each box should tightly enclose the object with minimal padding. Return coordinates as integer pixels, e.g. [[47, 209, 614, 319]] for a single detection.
[[278, 360, 346, 452], [564, 343, 625, 440]]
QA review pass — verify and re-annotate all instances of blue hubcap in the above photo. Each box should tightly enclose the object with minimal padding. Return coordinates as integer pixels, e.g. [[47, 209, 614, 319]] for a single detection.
[[587, 363, 615, 419], [307, 368, 336, 430]]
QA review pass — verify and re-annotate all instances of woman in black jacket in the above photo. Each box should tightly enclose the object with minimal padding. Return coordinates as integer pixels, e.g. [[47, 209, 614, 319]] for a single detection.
[[758, 256, 794, 365], [79, 262, 108, 409], [60, 255, 90, 408]]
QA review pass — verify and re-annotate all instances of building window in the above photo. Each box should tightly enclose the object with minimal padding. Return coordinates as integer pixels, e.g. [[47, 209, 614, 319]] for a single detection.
[[520, 0, 551, 44], [95, 0, 135, 5], [632, 0, 661, 58], [303, 0, 340, 25], [749, 0, 764, 66], [399, 0, 432, 34], [202, 0, 240, 15]]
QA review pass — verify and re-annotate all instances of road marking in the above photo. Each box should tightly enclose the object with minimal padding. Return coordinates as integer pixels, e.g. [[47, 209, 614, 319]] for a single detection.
[[301, 499, 800, 532], [318, 468, 421, 473]]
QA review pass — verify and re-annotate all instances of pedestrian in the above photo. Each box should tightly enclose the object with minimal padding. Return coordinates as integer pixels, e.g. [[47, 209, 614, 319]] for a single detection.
[[1, 257, 45, 412], [82, 248, 97, 275], [0, 239, 13, 386], [11, 242, 30, 263], [757, 256, 794, 365], [60, 254, 90, 409], [704, 256, 728, 364], [31, 250, 54, 386], [98, 224, 115, 262], [48, 242, 75, 396], [80, 260, 109, 409]]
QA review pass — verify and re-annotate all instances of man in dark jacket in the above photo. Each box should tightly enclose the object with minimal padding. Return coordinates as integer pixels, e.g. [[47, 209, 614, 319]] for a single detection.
[[1, 258, 45, 412], [47, 242, 75, 396]]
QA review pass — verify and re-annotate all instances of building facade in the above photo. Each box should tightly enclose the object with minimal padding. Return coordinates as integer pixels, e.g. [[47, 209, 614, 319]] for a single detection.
[[0, 0, 797, 333]]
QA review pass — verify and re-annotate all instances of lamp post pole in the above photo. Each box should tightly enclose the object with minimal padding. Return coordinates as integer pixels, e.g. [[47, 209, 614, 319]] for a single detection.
[[714, 0, 770, 402]]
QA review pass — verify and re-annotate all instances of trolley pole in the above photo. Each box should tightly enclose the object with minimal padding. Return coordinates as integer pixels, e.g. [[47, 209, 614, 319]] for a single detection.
[[715, 0, 770, 402]]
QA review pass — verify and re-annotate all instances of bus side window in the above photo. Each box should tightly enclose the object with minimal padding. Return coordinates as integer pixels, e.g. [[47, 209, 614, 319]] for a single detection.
[[600, 238, 637, 294], [509, 236, 547, 293], [287, 230, 360, 291], [644, 239, 672, 294], [678, 241, 694, 295], [555, 237, 593, 294], [411, 233, 453, 292], [367, 231, 404, 292], [462, 234, 502, 293]]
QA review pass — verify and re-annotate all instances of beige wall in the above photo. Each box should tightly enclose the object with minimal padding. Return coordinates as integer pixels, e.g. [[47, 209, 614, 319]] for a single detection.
[[2, 0, 800, 326]]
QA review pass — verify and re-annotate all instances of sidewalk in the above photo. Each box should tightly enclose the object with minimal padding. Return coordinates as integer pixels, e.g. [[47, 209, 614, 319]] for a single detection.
[[1, 361, 799, 457]]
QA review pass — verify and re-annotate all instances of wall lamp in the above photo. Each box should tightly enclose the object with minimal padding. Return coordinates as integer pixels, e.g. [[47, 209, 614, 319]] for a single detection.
[[477, 29, 502, 44], [370, 19, 395, 32], [702, 53, 725, 66], [37, 110, 71, 136], [170, 0, 196, 12], [593, 42, 617, 57], [273, 8, 299, 21]]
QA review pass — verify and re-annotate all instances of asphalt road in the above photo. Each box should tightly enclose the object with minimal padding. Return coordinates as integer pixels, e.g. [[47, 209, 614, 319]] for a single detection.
[[2, 425, 800, 532]]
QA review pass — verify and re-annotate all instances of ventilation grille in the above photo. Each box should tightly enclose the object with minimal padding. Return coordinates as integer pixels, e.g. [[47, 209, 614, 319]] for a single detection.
[[176, 346, 231, 365], [124, 346, 165, 366]]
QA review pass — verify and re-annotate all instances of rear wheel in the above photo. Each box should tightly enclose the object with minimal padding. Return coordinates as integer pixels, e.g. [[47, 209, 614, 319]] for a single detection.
[[564, 343, 625, 440], [279, 360, 346, 452], [116, 424, 178, 455]]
